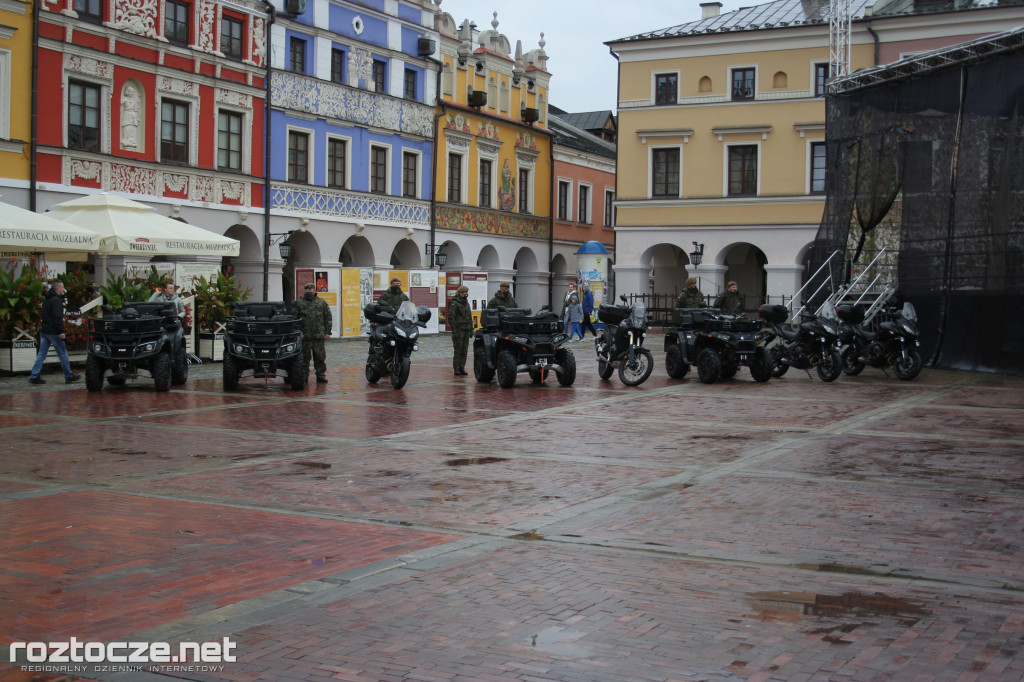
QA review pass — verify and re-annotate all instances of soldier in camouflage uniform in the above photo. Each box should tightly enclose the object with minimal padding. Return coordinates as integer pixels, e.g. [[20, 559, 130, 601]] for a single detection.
[[714, 281, 743, 314], [487, 281, 518, 309], [292, 282, 332, 383], [675, 277, 705, 308], [448, 285, 473, 376], [379, 277, 409, 310]]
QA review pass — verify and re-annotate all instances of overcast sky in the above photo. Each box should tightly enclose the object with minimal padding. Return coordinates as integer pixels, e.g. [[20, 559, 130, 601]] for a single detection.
[[437, 0, 738, 113]]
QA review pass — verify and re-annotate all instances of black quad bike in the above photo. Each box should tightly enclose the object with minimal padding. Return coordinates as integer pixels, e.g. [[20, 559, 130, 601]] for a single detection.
[[759, 301, 843, 382], [222, 301, 305, 391], [837, 301, 923, 380], [664, 307, 773, 384], [364, 300, 431, 389], [85, 301, 188, 392], [595, 296, 654, 386], [473, 306, 576, 388]]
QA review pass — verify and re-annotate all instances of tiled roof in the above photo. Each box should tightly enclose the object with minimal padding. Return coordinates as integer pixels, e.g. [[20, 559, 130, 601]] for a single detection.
[[609, 0, 1016, 43], [549, 113, 616, 159]]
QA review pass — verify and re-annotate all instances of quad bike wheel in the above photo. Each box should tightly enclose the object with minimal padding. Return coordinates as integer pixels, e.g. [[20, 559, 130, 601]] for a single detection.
[[85, 354, 104, 392], [288, 354, 306, 390], [152, 352, 172, 392], [222, 353, 239, 391], [496, 349, 518, 388], [619, 348, 654, 386], [748, 347, 773, 383], [555, 348, 576, 386], [172, 348, 188, 385], [474, 344, 494, 383], [697, 347, 722, 384], [665, 344, 690, 380]]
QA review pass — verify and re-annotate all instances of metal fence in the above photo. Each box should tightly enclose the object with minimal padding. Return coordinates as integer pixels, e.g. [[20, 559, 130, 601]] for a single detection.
[[621, 293, 795, 328]]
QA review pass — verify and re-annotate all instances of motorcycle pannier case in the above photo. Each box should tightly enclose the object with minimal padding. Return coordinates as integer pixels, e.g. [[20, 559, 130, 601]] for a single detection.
[[836, 304, 865, 324], [758, 304, 789, 323], [363, 303, 393, 325], [598, 304, 630, 326]]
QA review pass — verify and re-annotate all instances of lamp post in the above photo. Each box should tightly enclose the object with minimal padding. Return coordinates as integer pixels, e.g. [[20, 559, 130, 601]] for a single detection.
[[690, 242, 705, 267], [270, 231, 296, 261], [425, 243, 447, 268]]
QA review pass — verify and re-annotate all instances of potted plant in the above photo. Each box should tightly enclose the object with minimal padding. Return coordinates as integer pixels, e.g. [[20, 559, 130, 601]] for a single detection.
[[58, 270, 100, 355], [0, 258, 47, 373], [186, 268, 252, 361]]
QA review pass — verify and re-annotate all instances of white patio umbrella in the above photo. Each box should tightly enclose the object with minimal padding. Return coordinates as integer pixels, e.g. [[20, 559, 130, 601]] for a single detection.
[[0, 200, 101, 261], [46, 193, 240, 258]]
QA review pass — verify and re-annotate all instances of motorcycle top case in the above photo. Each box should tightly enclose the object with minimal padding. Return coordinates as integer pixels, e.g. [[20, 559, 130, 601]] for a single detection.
[[758, 304, 790, 323], [836, 304, 865, 324], [598, 304, 631, 326], [363, 303, 394, 325]]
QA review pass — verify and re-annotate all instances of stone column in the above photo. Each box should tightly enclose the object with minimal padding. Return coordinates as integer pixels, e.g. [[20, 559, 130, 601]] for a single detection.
[[512, 271, 551, 313], [691, 264, 728, 299], [487, 268, 518, 300], [763, 264, 805, 306], [611, 263, 652, 298], [232, 259, 281, 301]]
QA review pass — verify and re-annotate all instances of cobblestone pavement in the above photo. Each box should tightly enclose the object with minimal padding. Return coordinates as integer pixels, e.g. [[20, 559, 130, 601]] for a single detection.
[[1, 334, 1023, 682]]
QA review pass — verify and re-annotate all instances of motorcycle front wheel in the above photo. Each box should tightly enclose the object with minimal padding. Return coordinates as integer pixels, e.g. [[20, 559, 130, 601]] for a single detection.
[[390, 354, 411, 389], [841, 346, 866, 376], [598, 359, 614, 380], [770, 345, 789, 377], [817, 349, 843, 382], [892, 349, 922, 380], [618, 348, 653, 386], [365, 358, 382, 384]]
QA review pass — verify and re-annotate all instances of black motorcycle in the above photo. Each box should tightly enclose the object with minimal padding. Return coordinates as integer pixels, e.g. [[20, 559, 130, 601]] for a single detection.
[[596, 296, 654, 386], [363, 300, 431, 389], [759, 301, 843, 382], [837, 301, 922, 380]]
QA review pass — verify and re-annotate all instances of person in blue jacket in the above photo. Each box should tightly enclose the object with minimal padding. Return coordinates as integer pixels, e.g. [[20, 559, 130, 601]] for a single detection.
[[580, 283, 599, 338]]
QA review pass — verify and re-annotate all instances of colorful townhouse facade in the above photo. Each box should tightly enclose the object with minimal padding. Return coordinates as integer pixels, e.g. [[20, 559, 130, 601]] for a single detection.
[[430, 10, 553, 310], [606, 0, 1024, 309], [0, 0, 32, 197], [266, 0, 439, 300], [26, 0, 269, 284]]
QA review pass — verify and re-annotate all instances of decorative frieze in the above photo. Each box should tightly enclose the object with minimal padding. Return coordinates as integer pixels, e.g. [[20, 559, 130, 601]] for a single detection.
[[64, 54, 113, 81], [69, 159, 101, 182], [215, 88, 251, 109], [197, 0, 216, 54], [272, 184, 430, 226], [436, 204, 549, 240], [110, 163, 156, 195], [111, 0, 158, 38], [164, 173, 189, 193], [158, 76, 198, 96], [271, 73, 433, 138]]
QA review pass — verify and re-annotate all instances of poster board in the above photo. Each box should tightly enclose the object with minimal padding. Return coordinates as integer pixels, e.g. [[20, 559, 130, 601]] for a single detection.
[[444, 271, 489, 331], [340, 267, 374, 337]]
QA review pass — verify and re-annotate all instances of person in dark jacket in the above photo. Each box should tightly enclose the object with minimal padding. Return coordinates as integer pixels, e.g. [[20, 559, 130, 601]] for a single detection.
[[378, 277, 409, 310], [487, 281, 518, 308], [28, 280, 80, 385], [292, 282, 332, 383], [580, 284, 599, 338], [448, 285, 473, 376], [676, 277, 705, 308], [714, 281, 743, 314]]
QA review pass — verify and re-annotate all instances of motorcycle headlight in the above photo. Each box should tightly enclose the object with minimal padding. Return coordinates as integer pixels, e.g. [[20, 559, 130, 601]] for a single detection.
[[510, 335, 529, 345], [822, 323, 837, 336], [407, 329, 419, 340], [394, 326, 407, 338], [899, 322, 915, 335]]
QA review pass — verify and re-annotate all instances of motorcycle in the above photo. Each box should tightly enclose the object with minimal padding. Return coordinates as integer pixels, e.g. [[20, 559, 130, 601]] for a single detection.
[[595, 295, 654, 386], [758, 301, 843, 382], [363, 300, 431, 389], [837, 301, 922, 380]]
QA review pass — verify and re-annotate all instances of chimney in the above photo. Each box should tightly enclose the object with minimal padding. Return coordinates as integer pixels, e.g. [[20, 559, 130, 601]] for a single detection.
[[701, 2, 723, 18]]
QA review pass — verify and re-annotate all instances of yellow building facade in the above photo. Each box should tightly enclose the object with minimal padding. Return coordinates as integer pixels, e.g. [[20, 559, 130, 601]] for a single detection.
[[608, 0, 1023, 308], [431, 11, 553, 309], [0, 0, 33, 200]]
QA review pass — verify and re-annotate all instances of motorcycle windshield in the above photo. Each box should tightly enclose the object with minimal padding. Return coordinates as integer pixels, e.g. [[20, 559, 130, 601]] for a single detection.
[[819, 301, 839, 321], [628, 301, 647, 328], [396, 301, 419, 324], [901, 302, 918, 323]]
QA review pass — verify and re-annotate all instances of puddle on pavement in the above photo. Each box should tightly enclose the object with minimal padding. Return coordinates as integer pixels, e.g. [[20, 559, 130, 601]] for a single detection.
[[509, 530, 544, 541], [526, 626, 588, 657], [444, 456, 509, 466], [748, 590, 930, 627]]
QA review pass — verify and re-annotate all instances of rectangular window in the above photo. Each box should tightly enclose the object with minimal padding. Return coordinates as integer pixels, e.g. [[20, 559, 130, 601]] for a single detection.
[[814, 63, 830, 97], [372, 60, 386, 94], [557, 180, 570, 220], [604, 190, 615, 227], [74, 0, 102, 22], [731, 67, 755, 101], [479, 159, 492, 208], [404, 69, 417, 100], [217, 110, 242, 171], [370, 146, 387, 194], [327, 138, 346, 189], [655, 73, 677, 106], [651, 148, 680, 198], [578, 184, 590, 224], [810, 142, 826, 193], [287, 131, 309, 183], [331, 48, 345, 85], [518, 168, 530, 213], [68, 81, 101, 152], [160, 99, 189, 163], [221, 16, 243, 59], [165, 0, 190, 45], [402, 151, 417, 198], [447, 153, 461, 203], [289, 37, 306, 74], [728, 145, 758, 195]]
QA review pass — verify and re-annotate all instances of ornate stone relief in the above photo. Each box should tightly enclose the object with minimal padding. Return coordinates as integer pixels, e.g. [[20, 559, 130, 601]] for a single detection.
[[192, 175, 215, 202], [445, 132, 471, 151], [215, 88, 251, 109], [164, 173, 189, 193], [477, 141, 501, 159], [120, 82, 142, 151], [272, 184, 429, 226], [69, 159, 101, 182], [251, 17, 266, 67], [110, 164, 156, 195], [197, 0, 216, 53], [349, 48, 371, 85], [158, 76, 197, 96], [111, 0, 158, 38], [221, 181, 244, 201], [64, 54, 113, 81]]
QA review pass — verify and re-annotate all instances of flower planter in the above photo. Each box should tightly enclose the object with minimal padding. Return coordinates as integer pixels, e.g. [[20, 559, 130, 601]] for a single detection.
[[197, 323, 226, 362], [0, 328, 39, 374]]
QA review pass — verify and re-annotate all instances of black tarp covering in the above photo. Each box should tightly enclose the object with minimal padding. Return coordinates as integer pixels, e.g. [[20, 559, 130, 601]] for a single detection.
[[812, 42, 1024, 375]]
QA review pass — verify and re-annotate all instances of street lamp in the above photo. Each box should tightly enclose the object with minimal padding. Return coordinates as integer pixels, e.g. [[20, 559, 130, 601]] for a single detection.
[[690, 242, 705, 267], [270, 231, 296, 260], [425, 243, 447, 268]]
